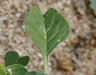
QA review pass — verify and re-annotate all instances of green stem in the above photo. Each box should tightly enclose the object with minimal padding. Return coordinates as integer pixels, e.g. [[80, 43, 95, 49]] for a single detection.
[[44, 56, 48, 74]]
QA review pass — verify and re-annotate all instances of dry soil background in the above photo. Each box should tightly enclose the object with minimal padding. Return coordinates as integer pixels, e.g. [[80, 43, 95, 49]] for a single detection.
[[0, 0, 96, 75]]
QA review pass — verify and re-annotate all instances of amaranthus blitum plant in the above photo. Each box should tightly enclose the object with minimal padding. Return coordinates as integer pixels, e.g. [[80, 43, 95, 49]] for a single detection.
[[0, 6, 70, 75], [25, 6, 70, 74]]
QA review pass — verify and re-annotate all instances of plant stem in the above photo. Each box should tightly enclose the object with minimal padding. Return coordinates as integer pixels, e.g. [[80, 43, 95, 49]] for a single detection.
[[44, 56, 48, 74]]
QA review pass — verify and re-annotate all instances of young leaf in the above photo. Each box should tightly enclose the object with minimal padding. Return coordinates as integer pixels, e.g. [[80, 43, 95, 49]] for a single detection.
[[24, 71, 47, 75], [0, 64, 4, 68], [4, 51, 29, 66], [4, 51, 19, 66], [5, 64, 28, 75], [25, 6, 70, 57], [0, 68, 7, 75], [17, 56, 30, 66]]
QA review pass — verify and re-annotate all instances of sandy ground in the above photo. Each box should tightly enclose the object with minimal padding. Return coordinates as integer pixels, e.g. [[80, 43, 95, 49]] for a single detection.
[[0, 0, 96, 75]]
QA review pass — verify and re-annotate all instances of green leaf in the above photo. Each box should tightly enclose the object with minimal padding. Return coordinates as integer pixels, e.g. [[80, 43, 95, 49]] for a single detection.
[[4, 51, 19, 66], [25, 6, 70, 57], [4, 51, 30, 66], [5, 64, 28, 75], [17, 56, 30, 66], [90, 0, 96, 15], [7, 72, 12, 75], [44, 8, 70, 56], [24, 71, 47, 75], [25, 6, 47, 57], [0, 64, 4, 68], [0, 68, 7, 75]]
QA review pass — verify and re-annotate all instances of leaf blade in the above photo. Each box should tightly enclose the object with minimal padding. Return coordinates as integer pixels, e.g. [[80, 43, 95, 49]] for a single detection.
[[4, 51, 19, 66], [4, 51, 30, 66], [25, 6, 70, 57], [17, 56, 30, 66], [44, 8, 70, 56], [25, 6, 47, 57], [0, 64, 4, 68], [90, 0, 96, 15], [5, 64, 28, 75], [0, 68, 7, 75]]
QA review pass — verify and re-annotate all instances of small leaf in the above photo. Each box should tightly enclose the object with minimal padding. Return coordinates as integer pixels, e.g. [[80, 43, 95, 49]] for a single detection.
[[4, 51, 30, 66], [4, 51, 19, 66], [0, 64, 4, 68], [24, 71, 47, 75], [0, 68, 7, 75], [5, 64, 28, 75], [25, 6, 70, 57], [17, 56, 30, 66]]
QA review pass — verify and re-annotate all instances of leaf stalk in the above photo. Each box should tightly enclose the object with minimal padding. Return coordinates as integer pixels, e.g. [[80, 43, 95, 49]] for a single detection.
[[44, 56, 48, 74]]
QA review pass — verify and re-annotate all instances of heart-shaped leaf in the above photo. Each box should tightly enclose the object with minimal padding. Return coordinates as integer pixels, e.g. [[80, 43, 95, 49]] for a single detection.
[[5, 64, 28, 75], [0, 68, 7, 75], [25, 6, 70, 57], [24, 71, 47, 75], [4, 51, 29, 66], [0, 64, 4, 68]]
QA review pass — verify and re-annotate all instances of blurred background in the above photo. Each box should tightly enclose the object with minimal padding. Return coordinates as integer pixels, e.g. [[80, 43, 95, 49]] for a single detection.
[[0, 0, 96, 75]]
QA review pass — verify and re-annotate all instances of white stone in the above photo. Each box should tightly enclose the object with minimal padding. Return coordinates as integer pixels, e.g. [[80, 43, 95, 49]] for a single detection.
[[37, 53, 42, 58], [78, 73, 83, 75], [40, 60, 44, 65], [58, 39, 60, 42], [61, 42, 66, 46], [8, 68, 12, 74], [16, 13, 21, 17]]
